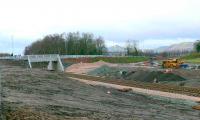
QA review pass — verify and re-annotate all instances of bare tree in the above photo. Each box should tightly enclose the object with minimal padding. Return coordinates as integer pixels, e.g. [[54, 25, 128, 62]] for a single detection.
[[126, 39, 139, 56]]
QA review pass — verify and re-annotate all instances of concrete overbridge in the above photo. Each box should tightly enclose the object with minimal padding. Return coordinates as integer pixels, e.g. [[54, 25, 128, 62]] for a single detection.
[[27, 54, 64, 72], [0, 54, 106, 72]]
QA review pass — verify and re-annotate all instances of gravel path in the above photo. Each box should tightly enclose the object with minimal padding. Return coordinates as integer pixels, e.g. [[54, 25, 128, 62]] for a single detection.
[[69, 77, 200, 102]]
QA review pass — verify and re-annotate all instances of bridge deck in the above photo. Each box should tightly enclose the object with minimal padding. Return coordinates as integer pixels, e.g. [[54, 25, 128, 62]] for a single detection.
[[27, 54, 59, 62]]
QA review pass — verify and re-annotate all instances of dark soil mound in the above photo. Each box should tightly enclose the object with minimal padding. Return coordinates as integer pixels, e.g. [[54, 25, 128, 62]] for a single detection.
[[123, 70, 186, 82], [88, 66, 186, 83], [88, 65, 125, 79]]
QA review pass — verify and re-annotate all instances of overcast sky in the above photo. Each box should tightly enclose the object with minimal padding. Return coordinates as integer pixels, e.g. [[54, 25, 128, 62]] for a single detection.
[[0, 0, 200, 54]]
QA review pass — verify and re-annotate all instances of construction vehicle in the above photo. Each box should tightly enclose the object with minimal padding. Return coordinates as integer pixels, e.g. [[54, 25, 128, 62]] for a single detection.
[[162, 58, 184, 68]]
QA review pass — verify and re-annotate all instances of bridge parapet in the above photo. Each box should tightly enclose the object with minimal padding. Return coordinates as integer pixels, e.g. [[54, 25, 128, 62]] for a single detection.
[[60, 55, 104, 59], [27, 54, 59, 62]]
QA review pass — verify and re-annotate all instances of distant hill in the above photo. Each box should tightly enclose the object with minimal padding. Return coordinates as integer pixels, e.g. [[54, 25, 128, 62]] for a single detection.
[[154, 42, 194, 52], [107, 45, 126, 52], [108, 42, 194, 53]]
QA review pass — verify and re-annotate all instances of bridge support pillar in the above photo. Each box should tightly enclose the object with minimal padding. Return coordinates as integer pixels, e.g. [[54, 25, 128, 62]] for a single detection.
[[47, 60, 64, 72], [57, 55, 64, 72], [47, 61, 54, 71]]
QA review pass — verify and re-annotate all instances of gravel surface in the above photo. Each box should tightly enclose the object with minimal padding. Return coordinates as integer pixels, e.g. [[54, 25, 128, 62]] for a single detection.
[[70, 77, 200, 101], [0, 61, 200, 120], [65, 61, 116, 74], [88, 65, 186, 82]]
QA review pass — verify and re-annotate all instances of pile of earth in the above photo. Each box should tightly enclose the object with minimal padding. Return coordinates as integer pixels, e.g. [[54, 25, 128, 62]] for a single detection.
[[88, 65, 126, 79], [65, 61, 116, 74], [124, 70, 186, 83], [88, 65, 186, 83]]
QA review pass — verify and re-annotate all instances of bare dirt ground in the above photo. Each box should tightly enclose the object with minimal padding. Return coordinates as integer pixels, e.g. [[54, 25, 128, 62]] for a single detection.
[[65, 61, 154, 74], [65, 61, 117, 74], [70, 77, 200, 102], [1, 61, 200, 120], [67, 61, 200, 88]]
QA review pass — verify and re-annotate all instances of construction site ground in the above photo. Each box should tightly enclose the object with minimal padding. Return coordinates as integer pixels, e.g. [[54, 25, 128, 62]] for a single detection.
[[0, 61, 200, 119], [65, 61, 200, 88]]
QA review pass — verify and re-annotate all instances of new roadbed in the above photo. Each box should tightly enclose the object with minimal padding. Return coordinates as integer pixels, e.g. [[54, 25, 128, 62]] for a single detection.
[[1, 61, 200, 120], [66, 73, 200, 97]]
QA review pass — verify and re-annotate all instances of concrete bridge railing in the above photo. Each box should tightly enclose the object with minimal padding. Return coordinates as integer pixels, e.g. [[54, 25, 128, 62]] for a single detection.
[[27, 54, 59, 62]]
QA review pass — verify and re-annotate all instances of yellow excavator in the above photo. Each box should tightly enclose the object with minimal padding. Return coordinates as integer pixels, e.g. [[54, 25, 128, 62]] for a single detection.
[[162, 58, 184, 68]]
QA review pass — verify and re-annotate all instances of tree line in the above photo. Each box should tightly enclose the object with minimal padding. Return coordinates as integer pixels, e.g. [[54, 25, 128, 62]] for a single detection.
[[24, 32, 107, 55], [24, 32, 200, 56]]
